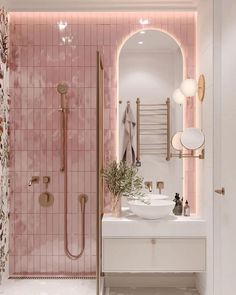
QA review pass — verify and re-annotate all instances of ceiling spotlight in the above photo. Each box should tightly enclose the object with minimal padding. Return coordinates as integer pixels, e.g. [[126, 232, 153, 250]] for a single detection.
[[139, 18, 149, 25], [140, 31, 146, 34], [138, 41, 143, 45]]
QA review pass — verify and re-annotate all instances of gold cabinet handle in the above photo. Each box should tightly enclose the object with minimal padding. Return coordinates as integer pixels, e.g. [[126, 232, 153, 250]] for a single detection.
[[214, 187, 225, 196], [151, 238, 156, 245]]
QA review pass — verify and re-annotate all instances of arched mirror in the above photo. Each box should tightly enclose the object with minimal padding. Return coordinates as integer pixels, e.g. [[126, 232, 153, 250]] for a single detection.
[[118, 30, 184, 197]]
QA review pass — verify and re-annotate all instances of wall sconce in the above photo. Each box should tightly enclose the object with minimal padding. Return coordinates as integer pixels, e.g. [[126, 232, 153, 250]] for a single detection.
[[180, 78, 197, 97], [171, 128, 205, 159], [172, 74, 206, 104], [172, 88, 185, 105]]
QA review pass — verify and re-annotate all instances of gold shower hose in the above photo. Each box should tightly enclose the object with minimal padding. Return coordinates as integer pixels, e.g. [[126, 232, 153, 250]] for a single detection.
[[57, 83, 88, 260]]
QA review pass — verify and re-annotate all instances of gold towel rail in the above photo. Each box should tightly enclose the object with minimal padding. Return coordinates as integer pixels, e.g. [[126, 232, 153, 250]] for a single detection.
[[141, 143, 167, 145], [140, 123, 167, 125], [140, 109, 167, 111], [140, 128, 167, 130], [141, 152, 166, 155], [140, 103, 166, 106], [140, 113, 167, 116], [141, 148, 167, 151], [140, 132, 167, 135], [136, 97, 170, 166]]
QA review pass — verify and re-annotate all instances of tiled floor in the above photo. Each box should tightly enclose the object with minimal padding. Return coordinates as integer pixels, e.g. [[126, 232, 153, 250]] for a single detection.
[[107, 287, 199, 295], [0, 279, 96, 295]]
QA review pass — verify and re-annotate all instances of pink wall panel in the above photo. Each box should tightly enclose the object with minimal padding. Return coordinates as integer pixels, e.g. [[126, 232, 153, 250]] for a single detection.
[[9, 11, 196, 275]]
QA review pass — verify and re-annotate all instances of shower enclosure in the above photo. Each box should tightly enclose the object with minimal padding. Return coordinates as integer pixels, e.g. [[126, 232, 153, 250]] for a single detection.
[[9, 12, 103, 278]]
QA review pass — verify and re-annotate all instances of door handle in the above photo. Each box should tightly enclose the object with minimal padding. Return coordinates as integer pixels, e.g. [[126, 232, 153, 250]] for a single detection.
[[214, 187, 225, 196]]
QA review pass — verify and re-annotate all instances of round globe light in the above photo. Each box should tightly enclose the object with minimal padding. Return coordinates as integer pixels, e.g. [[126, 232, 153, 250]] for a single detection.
[[180, 78, 197, 97], [172, 88, 185, 104], [171, 131, 183, 151]]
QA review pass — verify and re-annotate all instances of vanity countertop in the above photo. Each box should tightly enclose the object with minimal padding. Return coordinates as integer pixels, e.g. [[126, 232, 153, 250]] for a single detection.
[[102, 208, 206, 238]]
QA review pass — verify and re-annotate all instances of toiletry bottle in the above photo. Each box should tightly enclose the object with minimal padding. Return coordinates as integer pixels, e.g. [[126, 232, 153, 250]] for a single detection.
[[173, 193, 183, 215], [184, 200, 190, 216]]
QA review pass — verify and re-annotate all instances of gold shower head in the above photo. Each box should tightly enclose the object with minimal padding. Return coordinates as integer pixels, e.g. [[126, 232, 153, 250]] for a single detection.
[[57, 82, 68, 95]]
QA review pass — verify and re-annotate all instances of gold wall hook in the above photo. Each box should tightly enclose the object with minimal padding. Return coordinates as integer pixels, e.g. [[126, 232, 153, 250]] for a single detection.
[[215, 187, 225, 196]]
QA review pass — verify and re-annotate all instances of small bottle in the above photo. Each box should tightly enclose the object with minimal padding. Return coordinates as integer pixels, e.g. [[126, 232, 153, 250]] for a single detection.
[[173, 193, 183, 216], [184, 200, 190, 216]]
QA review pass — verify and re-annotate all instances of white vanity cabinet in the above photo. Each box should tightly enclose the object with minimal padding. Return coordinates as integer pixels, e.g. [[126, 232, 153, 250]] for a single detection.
[[103, 237, 206, 272], [102, 212, 206, 273]]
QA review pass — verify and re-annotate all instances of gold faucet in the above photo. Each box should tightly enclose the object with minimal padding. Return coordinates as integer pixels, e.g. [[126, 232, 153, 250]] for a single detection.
[[28, 176, 40, 186], [144, 181, 153, 192], [156, 181, 164, 194]]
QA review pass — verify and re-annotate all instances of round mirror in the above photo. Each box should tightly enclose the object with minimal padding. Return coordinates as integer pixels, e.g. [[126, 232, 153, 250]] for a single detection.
[[180, 128, 205, 150], [171, 131, 183, 151]]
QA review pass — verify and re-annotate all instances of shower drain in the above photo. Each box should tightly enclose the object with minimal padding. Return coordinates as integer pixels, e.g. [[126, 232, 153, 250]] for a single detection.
[[9, 274, 96, 280]]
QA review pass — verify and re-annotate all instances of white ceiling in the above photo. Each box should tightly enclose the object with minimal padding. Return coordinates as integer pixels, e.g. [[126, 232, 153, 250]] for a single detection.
[[5, 0, 198, 12], [121, 30, 180, 53]]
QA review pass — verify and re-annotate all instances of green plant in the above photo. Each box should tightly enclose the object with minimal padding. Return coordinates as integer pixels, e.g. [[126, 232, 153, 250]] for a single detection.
[[102, 161, 144, 201]]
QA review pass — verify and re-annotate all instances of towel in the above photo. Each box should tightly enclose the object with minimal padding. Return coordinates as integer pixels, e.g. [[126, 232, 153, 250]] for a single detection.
[[121, 103, 136, 164]]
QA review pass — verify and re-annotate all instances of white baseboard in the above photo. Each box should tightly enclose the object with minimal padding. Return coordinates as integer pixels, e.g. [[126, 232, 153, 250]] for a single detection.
[[104, 273, 196, 288]]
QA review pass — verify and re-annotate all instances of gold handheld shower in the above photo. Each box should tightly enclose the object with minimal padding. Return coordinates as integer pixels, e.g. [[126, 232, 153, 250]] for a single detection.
[[57, 82, 87, 260]]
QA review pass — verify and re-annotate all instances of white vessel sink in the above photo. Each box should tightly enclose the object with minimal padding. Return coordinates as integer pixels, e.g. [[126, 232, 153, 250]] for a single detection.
[[128, 199, 175, 220]]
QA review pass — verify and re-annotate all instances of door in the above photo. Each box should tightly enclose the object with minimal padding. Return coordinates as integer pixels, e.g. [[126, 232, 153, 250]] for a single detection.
[[213, 0, 236, 294]]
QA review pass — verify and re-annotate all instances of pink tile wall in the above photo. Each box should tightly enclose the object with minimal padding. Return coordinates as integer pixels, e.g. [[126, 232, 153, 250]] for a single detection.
[[9, 11, 196, 275]]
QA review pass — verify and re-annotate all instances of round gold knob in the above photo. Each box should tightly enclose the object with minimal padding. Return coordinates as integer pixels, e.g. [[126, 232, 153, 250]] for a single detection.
[[151, 238, 156, 245]]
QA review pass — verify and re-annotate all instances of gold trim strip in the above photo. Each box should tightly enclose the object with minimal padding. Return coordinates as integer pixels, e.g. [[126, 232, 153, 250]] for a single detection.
[[166, 98, 171, 161], [136, 98, 141, 166], [96, 51, 104, 295]]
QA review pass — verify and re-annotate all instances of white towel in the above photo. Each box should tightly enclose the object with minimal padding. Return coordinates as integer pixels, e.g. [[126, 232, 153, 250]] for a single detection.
[[121, 103, 136, 164]]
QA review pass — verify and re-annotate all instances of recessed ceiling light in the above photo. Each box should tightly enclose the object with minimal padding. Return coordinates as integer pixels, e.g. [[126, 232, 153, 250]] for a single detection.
[[139, 18, 149, 25], [138, 41, 143, 45], [140, 31, 146, 34]]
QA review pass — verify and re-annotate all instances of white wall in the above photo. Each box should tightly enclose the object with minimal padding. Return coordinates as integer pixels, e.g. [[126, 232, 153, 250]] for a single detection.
[[213, 0, 236, 294], [119, 49, 183, 198], [196, 0, 214, 294]]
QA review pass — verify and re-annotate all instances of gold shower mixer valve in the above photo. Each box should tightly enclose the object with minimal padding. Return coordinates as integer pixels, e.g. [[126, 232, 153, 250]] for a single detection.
[[43, 176, 50, 184]]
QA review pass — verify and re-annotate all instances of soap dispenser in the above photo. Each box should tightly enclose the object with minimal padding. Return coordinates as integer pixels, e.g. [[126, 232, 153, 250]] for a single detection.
[[173, 193, 183, 216], [184, 200, 190, 216]]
